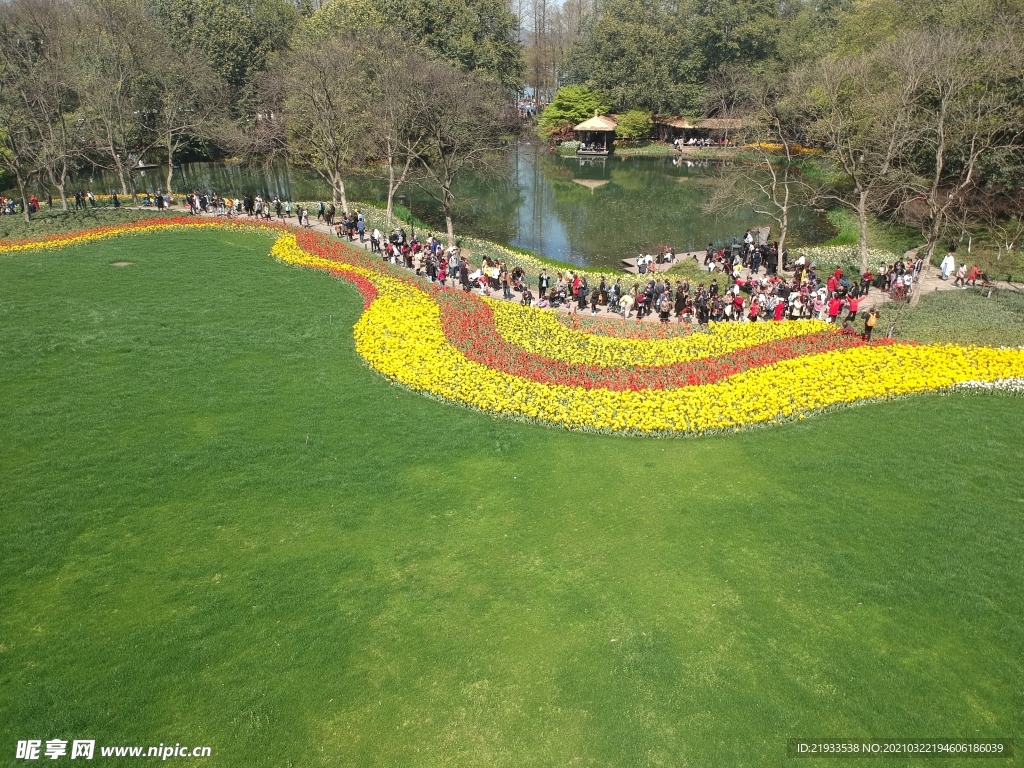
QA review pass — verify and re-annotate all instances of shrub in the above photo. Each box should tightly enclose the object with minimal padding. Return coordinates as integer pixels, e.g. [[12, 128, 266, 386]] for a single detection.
[[615, 109, 653, 139], [537, 86, 610, 138]]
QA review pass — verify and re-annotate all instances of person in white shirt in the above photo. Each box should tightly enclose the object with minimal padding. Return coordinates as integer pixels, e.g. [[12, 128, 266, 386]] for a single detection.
[[939, 251, 955, 280]]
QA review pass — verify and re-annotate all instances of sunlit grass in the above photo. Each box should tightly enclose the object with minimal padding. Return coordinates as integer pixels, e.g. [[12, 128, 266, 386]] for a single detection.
[[822, 208, 921, 255], [0, 205, 165, 240], [880, 287, 1024, 347], [1, 230, 1021, 767]]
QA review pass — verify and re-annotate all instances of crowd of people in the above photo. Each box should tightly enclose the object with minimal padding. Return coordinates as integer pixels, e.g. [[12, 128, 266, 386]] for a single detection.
[[178, 191, 380, 238], [5, 189, 1001, 301], [13, 184, 990, 342], [2, 192, 56, 214], [939, 251, 990, 289], [672, 136, 733, 149], [343, 221, 893, 338], [166, 194, 911, 339]]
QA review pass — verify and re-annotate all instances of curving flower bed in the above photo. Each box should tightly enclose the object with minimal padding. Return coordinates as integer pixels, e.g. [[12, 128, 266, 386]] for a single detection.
[[439, 289, 874, 391], [4, 219, 1023, 436], [488, 299, 844, 367], [553, 313, 701, 340]]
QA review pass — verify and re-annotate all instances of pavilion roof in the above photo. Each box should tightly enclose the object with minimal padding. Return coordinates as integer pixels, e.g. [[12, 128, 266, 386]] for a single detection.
[[573, 115, 618, 132], [696, 118, 746, 130], [654, 116, 696, 129]]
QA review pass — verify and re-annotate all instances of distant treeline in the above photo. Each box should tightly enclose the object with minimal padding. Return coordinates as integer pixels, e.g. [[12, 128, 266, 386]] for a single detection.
[[0, 0, 523, 240]]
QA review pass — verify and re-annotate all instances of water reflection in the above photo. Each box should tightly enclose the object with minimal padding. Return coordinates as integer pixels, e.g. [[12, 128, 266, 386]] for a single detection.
[[64, 143, 829, 269]]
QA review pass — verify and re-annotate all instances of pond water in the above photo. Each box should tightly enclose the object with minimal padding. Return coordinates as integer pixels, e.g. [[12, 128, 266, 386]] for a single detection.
[[63, 143, 831, 270]]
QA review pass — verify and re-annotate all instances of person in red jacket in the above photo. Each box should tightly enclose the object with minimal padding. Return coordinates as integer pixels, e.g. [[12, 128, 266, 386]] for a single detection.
[[827, 296, 842, 323], [747, 298, 760, 322], [845, 295, 859, 324]]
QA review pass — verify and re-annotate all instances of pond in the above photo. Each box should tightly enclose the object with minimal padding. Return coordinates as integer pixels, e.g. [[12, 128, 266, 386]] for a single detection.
[[59, 143, 831, 270]]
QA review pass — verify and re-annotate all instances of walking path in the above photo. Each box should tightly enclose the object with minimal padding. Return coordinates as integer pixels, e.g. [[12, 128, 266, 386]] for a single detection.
[[189, 207, 689, 324], [855, 250, 1021, 313], [168, 205, 1021, 325]]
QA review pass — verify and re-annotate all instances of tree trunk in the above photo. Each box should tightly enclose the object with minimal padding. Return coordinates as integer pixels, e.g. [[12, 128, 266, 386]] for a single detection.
[[922, 213, 944, 265], [112, 149, 129, 198], [776, 176, 790, 273], [385, 162, 395, 228], [443, 183, 455, 246], [48, 162, 70, 211], [908, 246, 924, 306], [857, 191, 869, 274], [777, 209, 788, 273], [339, 179, 349, 215], [16, 171, 31, 223], [127, 169, 138, 206], [445, 213, 455, 247], [166, 133, 175, 195]]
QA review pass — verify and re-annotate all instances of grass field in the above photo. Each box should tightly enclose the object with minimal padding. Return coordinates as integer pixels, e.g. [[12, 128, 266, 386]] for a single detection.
[[0, 207, 165, 240], [880, 288, 1024, 347], [821, 209, 922, 257], [1, 230, 1022, 767]]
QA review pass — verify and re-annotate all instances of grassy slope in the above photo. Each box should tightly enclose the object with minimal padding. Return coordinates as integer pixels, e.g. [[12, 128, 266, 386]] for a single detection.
[[0, 206, 166, 240], [665, 256, 716, 283], [880, 288, 1024, 347], [1, 231, 1022, 767], [944, 241, 1024, 285], [613, 142, 676, 157], [822, 208, 922, 256]]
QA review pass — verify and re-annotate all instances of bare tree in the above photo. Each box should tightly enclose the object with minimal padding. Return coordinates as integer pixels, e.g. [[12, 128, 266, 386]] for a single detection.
[[0, 61, 42, 223], [222, 70, 288, 166], [528, 0, 552, 107], [281, 36, 373, 213], [522, 0, 590, 111], [0, 0, 58, 221], [968, 185, 1024, 265], [702, 64, 758, 119], [365, 44, 432, 227], [800, 51, 919, 272], [18, 0, 80, 209], [77, 0, 162, 203], [705, 74, 821, 272], [150, 50, 227, 194], [884, 29, 1023, 266], [408, 63, 508, 245]]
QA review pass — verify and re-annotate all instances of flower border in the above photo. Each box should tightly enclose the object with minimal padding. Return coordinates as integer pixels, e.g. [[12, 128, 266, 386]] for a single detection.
[[6, 219, 1024, 437]]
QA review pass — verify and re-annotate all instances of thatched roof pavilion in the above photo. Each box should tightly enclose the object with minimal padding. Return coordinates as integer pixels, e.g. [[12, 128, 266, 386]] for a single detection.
[[573, 115, 617, 156]]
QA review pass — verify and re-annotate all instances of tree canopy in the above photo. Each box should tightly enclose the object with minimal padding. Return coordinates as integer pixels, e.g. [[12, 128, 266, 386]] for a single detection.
[[537, 85, 610, 137], [148, 0, 297, 109], [614, 108, 653, 139], [298, 0, 524, 91]]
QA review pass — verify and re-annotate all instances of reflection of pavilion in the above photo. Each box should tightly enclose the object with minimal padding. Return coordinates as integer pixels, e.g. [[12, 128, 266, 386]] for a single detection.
[[571, 178, 610, 194]]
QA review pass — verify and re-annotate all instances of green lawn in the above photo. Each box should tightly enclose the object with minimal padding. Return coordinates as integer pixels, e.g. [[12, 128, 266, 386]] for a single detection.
[[1, 231, 1022, 767], [880, 288, 1024, 347], [0, 206, 166, 241], [822, 208, 922, 257]]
